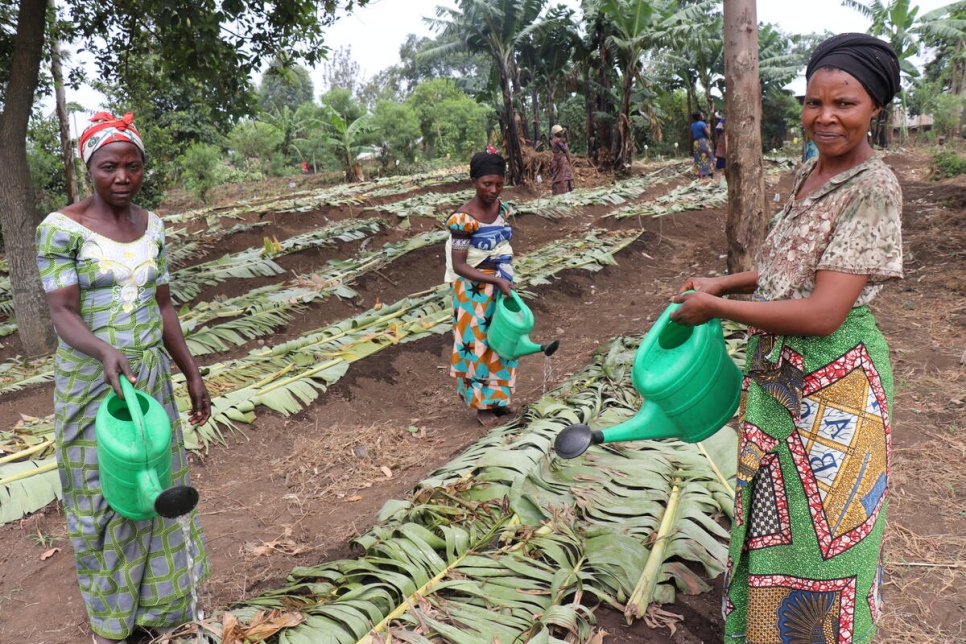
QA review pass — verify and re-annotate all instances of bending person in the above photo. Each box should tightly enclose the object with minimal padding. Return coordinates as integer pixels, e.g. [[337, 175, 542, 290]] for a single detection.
[[36, 112, 211, 644], [671, 34, 903, 644]]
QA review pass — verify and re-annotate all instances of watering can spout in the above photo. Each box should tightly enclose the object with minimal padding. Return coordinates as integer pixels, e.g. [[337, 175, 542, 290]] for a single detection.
[[552, 403, 673, 459]]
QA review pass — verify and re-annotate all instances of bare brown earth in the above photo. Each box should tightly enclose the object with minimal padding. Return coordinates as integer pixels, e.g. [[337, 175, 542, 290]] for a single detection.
[[1, 149, 964, 644]]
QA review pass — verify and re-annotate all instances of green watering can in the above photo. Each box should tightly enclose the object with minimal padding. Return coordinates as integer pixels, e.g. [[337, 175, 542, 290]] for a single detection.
[[488, 290, 560, 360], [554, 296, 741, 459], [95, 378, 199, 521]]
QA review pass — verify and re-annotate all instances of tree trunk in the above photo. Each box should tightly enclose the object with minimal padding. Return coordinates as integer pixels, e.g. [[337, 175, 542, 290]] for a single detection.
[[0, 0, 58, 357], [498, 57, 524, 185], [531, 85, 540, 145], [723, 0, 766, 274], [49, 16, 79, 205]]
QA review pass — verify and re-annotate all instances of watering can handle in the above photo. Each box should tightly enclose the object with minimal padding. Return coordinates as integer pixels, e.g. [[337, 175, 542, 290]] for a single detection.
[[118, 377, 147, 438]]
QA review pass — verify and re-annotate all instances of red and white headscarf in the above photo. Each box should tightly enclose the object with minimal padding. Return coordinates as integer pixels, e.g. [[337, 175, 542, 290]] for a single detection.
[[78, 111, 145, 164]]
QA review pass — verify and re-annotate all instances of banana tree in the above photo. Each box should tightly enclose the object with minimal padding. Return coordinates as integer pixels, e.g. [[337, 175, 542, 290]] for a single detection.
[[426, 0, 547, 184], [320, 105, 374, 182], [843, 0, 966, 145]]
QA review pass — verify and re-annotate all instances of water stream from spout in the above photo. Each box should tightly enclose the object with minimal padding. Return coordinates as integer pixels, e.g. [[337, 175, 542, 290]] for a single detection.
[[176, 514, 204, 644]]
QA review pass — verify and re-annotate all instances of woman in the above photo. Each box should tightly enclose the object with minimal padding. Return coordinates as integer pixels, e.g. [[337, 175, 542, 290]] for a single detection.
[[691, 110, 714, 178], [714, 116, 726, 173], [550, 124, 575, 195], [670, 34, 902, 643], [445, 152, 516, 427], [36, 112, 211, 644]]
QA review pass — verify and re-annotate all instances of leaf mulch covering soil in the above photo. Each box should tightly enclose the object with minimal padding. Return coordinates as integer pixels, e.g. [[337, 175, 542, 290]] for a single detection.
[[1, 149, 964, 643]]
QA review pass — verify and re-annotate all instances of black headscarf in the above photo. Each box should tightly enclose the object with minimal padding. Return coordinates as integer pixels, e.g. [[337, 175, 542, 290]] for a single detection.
[[805, 33, 901, 106], [470, 152, 506, 179]]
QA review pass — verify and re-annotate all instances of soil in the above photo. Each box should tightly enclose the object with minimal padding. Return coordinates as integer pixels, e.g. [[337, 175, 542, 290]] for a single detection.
[[1, 149, 964, 644]]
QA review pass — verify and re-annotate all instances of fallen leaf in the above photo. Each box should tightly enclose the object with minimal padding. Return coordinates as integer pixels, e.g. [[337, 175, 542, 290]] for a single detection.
[[380, 466, 393, 478], [347, 495, 363, 502], [40, 547, 61, 561]]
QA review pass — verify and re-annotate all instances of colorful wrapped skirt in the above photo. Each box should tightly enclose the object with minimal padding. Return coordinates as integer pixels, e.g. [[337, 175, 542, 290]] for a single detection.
[[694, 138, 714, 177], [724, 306, 893, 644], [450, 271, 517, 410]]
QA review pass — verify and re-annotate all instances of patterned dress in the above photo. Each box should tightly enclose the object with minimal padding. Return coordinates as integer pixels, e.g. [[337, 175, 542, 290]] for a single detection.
[[692, 120, 714, 177], [36, 212, 208, 640], [724, 156, 903, 644], [445, 205, 517, 410], [551, 138, 575, 195]]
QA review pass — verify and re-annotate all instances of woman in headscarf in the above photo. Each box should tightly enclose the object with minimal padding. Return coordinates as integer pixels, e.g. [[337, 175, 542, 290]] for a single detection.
[[670, 34, 903, 643], [444, 151, 517, 427], [36, 112, 211, 644], [549, 124, 575, 195]]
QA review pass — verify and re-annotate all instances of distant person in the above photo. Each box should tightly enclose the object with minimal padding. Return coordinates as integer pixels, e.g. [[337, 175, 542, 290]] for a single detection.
[[690, 110, 713, 178], [549, 124, 575, 195], [671, 33, 902, 644], [803, 133, 819, 162], [714, 116, 726, 173], [445, 151, 517, 427], [36, 112, 211, 644]]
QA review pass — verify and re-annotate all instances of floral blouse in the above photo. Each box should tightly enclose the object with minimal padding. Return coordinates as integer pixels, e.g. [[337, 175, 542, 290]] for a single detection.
[[756, 155, 903, 306]]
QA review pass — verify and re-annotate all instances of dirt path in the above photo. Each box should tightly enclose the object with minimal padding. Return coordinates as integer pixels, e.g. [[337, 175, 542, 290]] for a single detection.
[[0, 151, 963, 644]]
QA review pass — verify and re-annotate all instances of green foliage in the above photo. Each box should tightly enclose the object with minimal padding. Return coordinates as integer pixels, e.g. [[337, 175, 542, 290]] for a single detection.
[[406, 78, 491, 159], [930, 150, 966, 180], [319, 105, 375, 180], [371, 100, 421, 169], [258, 56, 314, 114], [179, 142, 228, 202], [66, 1, 369, 120], [227, 119, 283, 175], [556, 95, 587, 155], [761, 92, 802, 151], [25, 111, 69, 217], [320, 86, 365, 122]]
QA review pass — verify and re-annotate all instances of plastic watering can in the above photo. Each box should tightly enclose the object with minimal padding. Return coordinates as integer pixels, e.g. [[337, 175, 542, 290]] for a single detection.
[[95, 378, 199, 521], [488, 290, 560, 360], [554, 296, 741, 459]]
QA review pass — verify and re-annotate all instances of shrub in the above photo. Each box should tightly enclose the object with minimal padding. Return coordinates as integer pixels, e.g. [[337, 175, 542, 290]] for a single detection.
[[179, 143, 228, 202], [930, 151, 966, 181]]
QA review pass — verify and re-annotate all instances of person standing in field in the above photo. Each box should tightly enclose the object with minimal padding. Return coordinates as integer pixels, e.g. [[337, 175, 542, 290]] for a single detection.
[[670, 33, 903, 644], [36, 112, 211, 644], [714, 116, 727, 174], [549, 124, 575, 195], [445, 151, 518, 427], [690, 110, 714, 179]]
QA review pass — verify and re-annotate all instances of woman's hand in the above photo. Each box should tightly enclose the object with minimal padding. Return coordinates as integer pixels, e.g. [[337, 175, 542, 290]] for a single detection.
[[669, 291, 720, 327], [100, 347, 136, 397], [185, 374, 211, 426], [676, 276, 726, 297], [495, 277, 513, 297]]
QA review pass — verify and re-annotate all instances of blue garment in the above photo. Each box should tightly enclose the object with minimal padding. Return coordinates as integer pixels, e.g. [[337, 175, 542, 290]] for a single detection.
[[691, 120, 709, 139]]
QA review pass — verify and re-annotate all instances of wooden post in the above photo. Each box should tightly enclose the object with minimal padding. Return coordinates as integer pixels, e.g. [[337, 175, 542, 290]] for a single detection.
[[722, 0, 767, 274]]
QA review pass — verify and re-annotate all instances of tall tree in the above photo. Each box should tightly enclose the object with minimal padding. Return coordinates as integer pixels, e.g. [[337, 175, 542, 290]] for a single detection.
[[0, 0, 367, 356], [259, 56, 315, 114], [723, 0, 766, 273], [427, 0, 549, 185]]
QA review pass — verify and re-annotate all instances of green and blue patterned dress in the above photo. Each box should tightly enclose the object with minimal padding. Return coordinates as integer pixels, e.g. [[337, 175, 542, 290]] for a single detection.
[[36, 212, 208, 640]]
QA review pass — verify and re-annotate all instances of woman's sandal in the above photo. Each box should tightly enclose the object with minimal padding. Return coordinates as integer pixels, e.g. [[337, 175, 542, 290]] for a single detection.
[[492, 406, 516, 417]]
